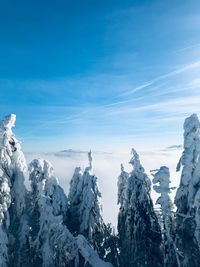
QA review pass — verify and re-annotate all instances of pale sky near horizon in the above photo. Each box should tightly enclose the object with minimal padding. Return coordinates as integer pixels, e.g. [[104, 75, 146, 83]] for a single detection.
[[0, 0, 200, 152]]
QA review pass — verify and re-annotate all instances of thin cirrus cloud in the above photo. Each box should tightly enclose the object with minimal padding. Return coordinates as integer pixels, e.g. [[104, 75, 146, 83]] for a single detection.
[[118, 60, 200, 97], [174, 42, 200, 53], [16, 58, 200, 151]]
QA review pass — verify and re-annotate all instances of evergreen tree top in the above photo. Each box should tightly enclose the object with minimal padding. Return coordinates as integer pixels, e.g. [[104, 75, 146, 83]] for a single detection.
[[152, 166, 171, 193], [88, 150, 93, 170], [129, 148, 145, 174]]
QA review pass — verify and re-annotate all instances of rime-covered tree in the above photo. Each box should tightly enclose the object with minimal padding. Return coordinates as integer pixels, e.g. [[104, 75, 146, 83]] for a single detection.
[[78, 151, 103, 243], [68, 152, 118, 265], [29, 158, 112, 267], [67, 166, 83, 235], [68, 152, 103, 240], [175, 114, 200, 266], [118, 149, 163, 267], [117, 164, 129, 207], [0, 170, 11, 267], [152, 166, 179, 267], [29, 158, 77, 267], [0, 114, 28, 266], [117, 163, 129, 267]]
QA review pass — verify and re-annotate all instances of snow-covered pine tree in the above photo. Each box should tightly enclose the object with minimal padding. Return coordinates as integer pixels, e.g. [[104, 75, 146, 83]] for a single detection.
[[152, 166, 179, 267], [76, 151, 104, 245], [68, 152, 104, 241], [117, 164, 129, 208], [67, 166, 83, 235], [29, 158, 77, 267], [0, 168, 11, 267], [117, 148, 163, 267], [0, 114, 28, 266], [175, 114, 200, 266], [29, 158, 113, 267], [117, 163, 129, 267], [68, 152, 118, 265]]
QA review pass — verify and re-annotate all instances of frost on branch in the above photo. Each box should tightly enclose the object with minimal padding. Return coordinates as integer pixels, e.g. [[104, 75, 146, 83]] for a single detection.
[[77, 235, 113, 267]]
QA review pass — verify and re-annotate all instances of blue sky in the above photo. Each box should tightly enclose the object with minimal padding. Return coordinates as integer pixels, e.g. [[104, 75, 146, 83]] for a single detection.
[[0, 0, 200, 152]]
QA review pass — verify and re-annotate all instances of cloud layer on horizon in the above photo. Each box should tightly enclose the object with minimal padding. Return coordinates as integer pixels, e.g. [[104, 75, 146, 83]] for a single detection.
[[24, 147, 182, 228]]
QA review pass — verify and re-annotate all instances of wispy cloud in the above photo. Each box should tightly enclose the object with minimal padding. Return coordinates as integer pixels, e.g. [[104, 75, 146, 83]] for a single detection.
[[174, 43, 200, 53], [17, 61, 200, 148], [119, 60, 200, 97], [105, 96, 200, 116]]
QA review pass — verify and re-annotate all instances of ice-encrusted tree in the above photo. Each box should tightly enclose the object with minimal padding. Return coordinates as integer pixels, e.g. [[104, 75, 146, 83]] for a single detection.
[[118, 149, 163, 267], [0, 114, 28, 266], [78, 151, 103, 243], [68, 152, 118, 265], [0, 169, 11, 267], [175, 114, 200, 266], [67, 166, 83, 235], [29, 158, 77, 267], [68, 152, 103, 241], [117, 163, 129, 267], [152, 166, 179, 267], [29, 158, 113, 267], [117, 164, 129, 207]]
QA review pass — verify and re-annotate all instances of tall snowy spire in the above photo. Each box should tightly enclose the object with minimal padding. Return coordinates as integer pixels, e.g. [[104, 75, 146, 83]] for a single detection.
[[0, 114, 27, 215], [68, 153, 113, 262], [175, 113, 200, 208], [0, 114, 27, 266], [175, 114, 200, 266], [120, 163, 124, 172], [152, 166, 173, 212], [0, 168, 11, 266], [129, 148, 144, 172], [118, 148, 163, 267], [88, 150, 93, 170], [117, 164, 129, 206], [152, 167, 179, 267]]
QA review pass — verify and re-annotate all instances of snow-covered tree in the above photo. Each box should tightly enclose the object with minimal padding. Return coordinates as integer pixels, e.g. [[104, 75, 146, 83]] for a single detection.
[[118, 149, 163, 267], [67, 166, 83, 235], [175, 114, 200, 266], [68, 152, 118, 265], [29, 158, 113, 267], [68, 152, 103, 240], [117, 164, 129, 207], [78, 152, 103, 243], [29, 158, 77, 267], [0, 114, 28, 266], [152, 166, 179, 267], [0, 171, 11, 267], [194, 187, 200, 252]]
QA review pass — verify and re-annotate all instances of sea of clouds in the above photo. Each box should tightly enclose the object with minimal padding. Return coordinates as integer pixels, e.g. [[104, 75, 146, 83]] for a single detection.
[[25, 146, 182, 228]]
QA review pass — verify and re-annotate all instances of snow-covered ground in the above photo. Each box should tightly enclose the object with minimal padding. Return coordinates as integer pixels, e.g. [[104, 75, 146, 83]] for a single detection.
[[25, 146, 182, 228]]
